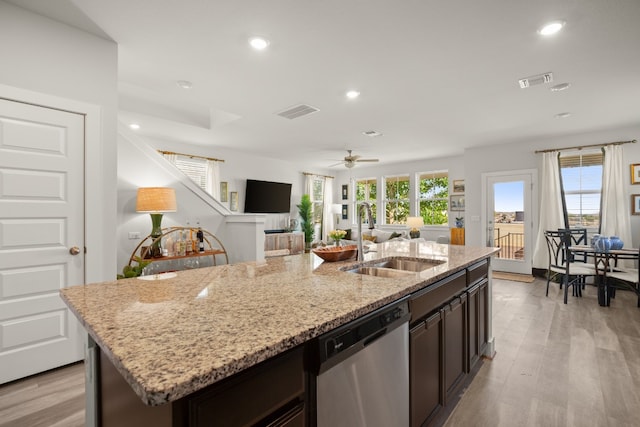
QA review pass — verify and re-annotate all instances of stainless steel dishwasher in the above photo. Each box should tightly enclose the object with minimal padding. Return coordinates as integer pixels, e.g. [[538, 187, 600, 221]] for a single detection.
[[316, 298, 410, 427]]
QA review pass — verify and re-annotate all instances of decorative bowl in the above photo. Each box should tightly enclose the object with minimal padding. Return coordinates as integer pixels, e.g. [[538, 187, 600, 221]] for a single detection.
[[312, 244, 358, 262]]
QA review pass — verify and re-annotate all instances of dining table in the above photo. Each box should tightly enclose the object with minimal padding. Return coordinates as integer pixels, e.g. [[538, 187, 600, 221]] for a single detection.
[[569, 245, 639, 306]]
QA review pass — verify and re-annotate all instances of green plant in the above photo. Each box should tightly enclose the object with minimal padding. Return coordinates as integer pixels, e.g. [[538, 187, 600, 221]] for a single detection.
[[297, 194, 314, 246], [117, 256, 152, 279]]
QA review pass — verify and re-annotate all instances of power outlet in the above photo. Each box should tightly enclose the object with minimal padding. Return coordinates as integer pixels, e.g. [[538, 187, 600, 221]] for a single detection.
[[128, 231, 141, 239]]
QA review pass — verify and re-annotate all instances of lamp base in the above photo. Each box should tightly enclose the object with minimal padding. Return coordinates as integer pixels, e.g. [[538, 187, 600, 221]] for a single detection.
[[149, 213, 164, 258], [409, 229, 420, 239]]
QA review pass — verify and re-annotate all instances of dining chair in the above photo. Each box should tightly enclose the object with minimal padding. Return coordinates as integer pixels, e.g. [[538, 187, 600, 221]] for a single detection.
[[602, 249, 640, 307], [544, 230, 597, 304]]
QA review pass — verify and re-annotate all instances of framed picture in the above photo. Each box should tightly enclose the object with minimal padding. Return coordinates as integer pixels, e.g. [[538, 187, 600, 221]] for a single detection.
[[342, 204, 348, 220], [450, 195, 465, 211], [631, 164, 640, 184], [230, 191, 238, 211], [453, 180, 465, 193], [342, 184, 348, 200], [632, 194, 640, 215], [220, 181, 228, 202]]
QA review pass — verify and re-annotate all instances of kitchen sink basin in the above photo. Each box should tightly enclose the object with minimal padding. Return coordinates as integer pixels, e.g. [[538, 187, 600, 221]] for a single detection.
[[344, 257, 445, 277]]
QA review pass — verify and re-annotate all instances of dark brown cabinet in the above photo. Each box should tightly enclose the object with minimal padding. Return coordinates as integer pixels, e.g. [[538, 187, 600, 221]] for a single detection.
[[99, 346, 306, 427], [409, 259, 490, 427], [410, 311, 443, 427], [443, 294, 467, 404]]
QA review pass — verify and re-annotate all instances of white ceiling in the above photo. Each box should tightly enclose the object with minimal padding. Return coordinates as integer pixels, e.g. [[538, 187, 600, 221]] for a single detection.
[[13, 0, 640, 170]]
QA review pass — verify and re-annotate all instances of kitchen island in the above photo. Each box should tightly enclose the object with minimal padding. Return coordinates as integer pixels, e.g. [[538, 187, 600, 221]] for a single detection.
[[61, 240, 498, 426]]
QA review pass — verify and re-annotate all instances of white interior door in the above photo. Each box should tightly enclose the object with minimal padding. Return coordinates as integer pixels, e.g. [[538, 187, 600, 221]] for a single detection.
[[484, 171, 535, 275], [0, 98, 85, 384]]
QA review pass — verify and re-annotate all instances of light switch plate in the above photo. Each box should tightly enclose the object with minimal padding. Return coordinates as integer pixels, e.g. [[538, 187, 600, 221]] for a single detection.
[[128, 231, 141, 239]]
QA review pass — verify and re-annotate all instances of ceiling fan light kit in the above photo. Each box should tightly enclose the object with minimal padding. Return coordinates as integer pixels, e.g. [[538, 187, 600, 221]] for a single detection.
[[331, 150, 380, 168]]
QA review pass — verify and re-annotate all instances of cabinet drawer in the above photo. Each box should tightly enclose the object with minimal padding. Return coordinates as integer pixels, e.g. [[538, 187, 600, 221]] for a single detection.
[[467, 259, 488, 285], [187, 347, 304, 426], [410, 270, 466, 323]]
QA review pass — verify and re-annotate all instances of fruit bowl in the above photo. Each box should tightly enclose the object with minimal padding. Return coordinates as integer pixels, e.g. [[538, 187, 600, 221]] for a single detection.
[[312, 244, 358, 262]]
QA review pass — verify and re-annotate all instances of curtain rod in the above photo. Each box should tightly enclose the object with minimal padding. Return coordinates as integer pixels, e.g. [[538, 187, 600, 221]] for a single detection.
[[158, 150, 224, 162], [534, 139, 636, 154], [303, 172, 335, 179]]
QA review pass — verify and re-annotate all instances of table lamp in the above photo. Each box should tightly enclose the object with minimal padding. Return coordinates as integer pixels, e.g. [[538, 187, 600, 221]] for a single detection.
[[136, 187, 177, 257], [406, 216, 424, 239]]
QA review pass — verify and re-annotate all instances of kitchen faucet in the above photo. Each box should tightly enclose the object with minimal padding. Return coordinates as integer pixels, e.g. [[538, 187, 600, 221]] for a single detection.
[[357, 201, 375, 261]]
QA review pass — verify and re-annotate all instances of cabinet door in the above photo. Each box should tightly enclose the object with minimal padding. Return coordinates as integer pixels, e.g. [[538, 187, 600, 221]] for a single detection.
[[478, 279, 489, 356], [410, 312, 443, 427], [443, 295, 467, 404], [467, 284, 480, 371]]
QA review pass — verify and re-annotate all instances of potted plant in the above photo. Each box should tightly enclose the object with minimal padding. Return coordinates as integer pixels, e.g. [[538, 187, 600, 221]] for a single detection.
[[297, 194, 314, 251], [455, 216, 464, 228]]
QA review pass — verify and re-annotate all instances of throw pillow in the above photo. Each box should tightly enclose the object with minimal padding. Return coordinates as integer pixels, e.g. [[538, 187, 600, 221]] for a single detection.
[[372, 229, 394, 242], [362, 234, 376, 242], [390, 231, 403, 239]]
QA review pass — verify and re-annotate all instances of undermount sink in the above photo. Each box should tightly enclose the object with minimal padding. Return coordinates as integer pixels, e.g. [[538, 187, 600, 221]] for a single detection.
[[343, 257, 445, 277]]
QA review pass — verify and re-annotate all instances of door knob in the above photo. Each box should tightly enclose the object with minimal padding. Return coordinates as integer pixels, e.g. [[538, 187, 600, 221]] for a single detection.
[[69, 246, 81, 255]]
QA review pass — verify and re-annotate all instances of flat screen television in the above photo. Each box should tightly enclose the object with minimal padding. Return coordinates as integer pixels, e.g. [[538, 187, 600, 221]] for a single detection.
[[244, 179, 292, 213]]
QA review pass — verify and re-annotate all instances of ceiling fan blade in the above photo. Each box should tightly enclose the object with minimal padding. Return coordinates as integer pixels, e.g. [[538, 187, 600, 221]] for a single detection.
[[355, 158, 379, 162], [328, 161, 346, 167]]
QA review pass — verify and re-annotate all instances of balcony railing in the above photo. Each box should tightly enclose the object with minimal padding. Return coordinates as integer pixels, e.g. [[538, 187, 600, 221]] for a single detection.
[[494, 230, 524, 260]]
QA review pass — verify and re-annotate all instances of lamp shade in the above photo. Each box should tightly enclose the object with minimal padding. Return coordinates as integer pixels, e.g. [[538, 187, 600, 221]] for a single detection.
[[406, 216, 424, 229], [136, 187, 177, 213]]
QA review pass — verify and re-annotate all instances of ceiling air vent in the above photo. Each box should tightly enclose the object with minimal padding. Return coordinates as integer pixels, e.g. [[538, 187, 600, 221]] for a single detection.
[[518, 72, 553, 89], [276, 104, 320, 119], [363, 130, 383, 137]]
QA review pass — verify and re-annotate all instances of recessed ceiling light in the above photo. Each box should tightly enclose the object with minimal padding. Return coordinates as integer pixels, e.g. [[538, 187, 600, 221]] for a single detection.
[[538, 20, 566, 36], [346, 90, 360, 99], [555, 112, 571, 119], [550, 83, 571, 92], [129, 123, 141, 130], [176, 80, 193, 89], [249, 37, 270, 50]]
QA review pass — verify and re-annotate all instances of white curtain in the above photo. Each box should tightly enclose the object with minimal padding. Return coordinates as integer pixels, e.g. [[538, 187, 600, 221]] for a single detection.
[[205, 160, 221, 200], [601, 145, 633, 265], [532, 152, 565, 269], [322, 177, 334, 241]]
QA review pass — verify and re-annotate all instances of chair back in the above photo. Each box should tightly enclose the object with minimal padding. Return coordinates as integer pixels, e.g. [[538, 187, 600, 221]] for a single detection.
[[544, 230, 570, 272], [558, 228, 588, 263]]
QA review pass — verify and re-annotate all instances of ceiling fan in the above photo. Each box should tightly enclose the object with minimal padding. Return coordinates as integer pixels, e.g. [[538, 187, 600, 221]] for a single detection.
[[330, 150, 379, 168]]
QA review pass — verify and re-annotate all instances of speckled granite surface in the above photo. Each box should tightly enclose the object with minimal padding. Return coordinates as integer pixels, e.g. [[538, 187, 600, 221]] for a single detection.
[[60, 240, 498, 406]]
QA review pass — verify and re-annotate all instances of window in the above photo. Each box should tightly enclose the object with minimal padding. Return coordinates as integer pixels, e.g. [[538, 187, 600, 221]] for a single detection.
[[559, 151, 603, 229], [172, 156, 207, 190], [384, 175, 410, 224], [418, 171, 449, 225], [355, 178, 377, 224], [310, 176, 324, 224]]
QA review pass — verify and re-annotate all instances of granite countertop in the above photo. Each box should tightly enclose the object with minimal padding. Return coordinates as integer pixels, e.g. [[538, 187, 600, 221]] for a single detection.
[[60, 240, 498, 406]]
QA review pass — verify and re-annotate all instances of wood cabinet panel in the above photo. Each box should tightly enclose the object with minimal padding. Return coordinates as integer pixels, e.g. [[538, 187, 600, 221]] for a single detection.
[[410, 312, 444, 427], [443, 295, 467, 404], [409, 270, 466, 323]]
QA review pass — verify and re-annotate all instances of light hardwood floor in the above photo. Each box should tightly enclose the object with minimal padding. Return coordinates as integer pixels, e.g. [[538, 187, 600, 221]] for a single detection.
[[445, 277, 640, 427], [1, 278, 638, 427], [0, 362, 84, 427]]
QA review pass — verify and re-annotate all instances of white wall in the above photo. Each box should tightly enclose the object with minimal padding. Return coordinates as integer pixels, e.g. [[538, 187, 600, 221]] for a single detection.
[[0, 1, 118, 282], [116, 131, 330, 271], [464, 124, 640, 248]]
